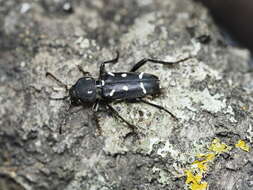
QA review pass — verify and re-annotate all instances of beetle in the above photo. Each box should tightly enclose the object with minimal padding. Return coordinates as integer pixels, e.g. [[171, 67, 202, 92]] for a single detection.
[[46, 52, 191, 135]]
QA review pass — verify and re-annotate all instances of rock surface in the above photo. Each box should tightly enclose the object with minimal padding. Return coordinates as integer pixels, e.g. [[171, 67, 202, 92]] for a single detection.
[[1, 0, 253, 190]]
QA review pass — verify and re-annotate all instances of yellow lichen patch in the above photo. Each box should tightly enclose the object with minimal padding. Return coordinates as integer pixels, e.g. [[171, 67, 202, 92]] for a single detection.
[[197, 153, 215, 162], [235, 140, 250, 152], [192, 160, 208, 174], [209, 138, 231, 154], [185, 170, 208, 190], [185, 139, 232, 190], [193, 153, 216, 174], [185, 170, 202, 184], [190, 182, 208, 190], [184, 153, 214, 190]]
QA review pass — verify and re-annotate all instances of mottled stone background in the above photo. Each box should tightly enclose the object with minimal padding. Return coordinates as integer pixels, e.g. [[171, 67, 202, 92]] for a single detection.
[[1, 0, 253, 190]]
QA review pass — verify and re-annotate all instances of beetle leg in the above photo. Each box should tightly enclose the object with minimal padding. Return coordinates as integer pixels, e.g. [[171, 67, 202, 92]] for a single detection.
[[130, 56, 192, 72], [92, 100, 100, 112], [137, 98, 178, 121], [106, 104, 139, 133], [99, 51, 120, 78], [103, 51, 120, 64], [77, 65, 92, 76], [59, 105, 84, 134], [93, 111, 103, 136]]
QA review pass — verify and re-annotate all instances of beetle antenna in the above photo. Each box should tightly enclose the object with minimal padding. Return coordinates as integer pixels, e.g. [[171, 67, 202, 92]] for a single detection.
[[46, 72, 70, 101], [46, 72, 68, 92]]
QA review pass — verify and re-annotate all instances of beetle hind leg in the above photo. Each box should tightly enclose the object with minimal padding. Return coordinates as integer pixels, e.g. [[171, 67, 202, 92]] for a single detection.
[[106, 104, 140, 137], [137, 98, 178, 121]]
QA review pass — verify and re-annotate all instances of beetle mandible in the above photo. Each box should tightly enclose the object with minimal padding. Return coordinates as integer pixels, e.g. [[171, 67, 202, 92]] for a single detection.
[[46, 52, 191, 134]]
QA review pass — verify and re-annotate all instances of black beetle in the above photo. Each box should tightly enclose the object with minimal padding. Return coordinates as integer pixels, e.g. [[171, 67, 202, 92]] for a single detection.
[[46, 52, 191, 134]]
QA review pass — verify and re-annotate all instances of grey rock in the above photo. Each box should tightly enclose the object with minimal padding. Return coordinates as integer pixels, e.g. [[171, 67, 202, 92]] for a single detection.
[[0, 0, 253, 190]]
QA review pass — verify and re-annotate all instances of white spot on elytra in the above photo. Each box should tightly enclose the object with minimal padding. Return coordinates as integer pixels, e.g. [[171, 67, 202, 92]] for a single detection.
[[140, 82, 146, 94], [108, 72, 115, 77], [86, 78, 91, 80], [101, 80, 105, 86], [87, 90, 93, 94], [109, 89, 115, 96], [121, 73, 127, 77], [139, 72, 144, 79], [122, 86, 128, 91]]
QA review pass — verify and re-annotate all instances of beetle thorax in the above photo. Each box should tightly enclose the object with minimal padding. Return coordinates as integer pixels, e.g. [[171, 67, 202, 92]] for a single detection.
[[69, 77, 96, 106]]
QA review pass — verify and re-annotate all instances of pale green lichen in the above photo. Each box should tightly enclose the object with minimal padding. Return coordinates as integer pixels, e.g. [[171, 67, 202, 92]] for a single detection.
[[152, 167, 171, 186], [120, 12, 156, 44], [156, 140, 184, 160]]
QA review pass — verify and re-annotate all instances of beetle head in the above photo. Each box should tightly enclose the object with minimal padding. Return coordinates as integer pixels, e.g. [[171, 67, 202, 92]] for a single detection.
[[69, 77, 96, 106]]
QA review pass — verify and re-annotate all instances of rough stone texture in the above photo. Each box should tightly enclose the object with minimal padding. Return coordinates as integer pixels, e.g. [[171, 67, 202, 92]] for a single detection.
[[1, 0, 253, 190]]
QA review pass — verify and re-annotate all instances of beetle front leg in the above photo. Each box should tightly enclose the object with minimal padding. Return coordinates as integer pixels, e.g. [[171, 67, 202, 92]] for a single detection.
[[130, 56, 192, 72]]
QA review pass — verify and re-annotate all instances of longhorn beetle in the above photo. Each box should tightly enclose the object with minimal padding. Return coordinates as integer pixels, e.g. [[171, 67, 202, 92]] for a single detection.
[[46, 52, 191, 135]]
